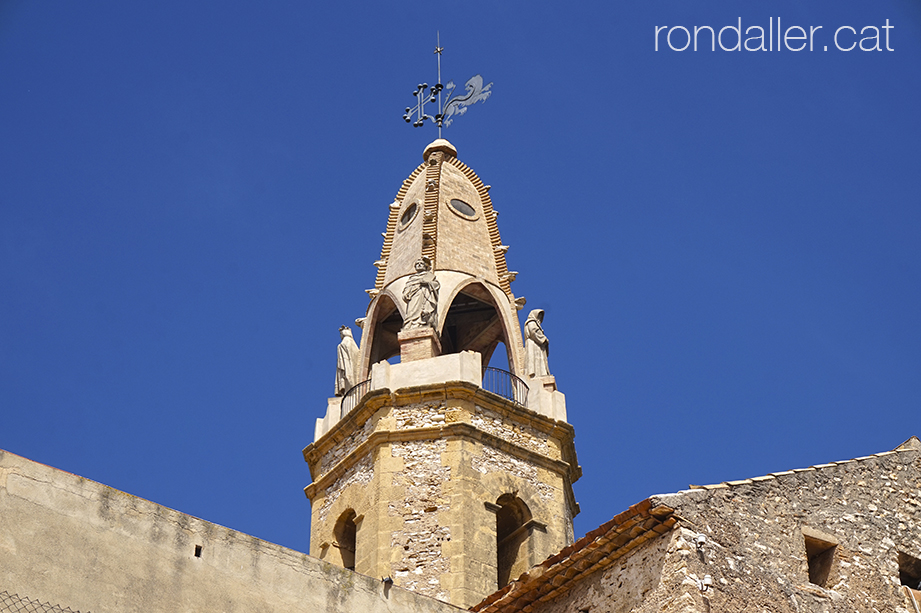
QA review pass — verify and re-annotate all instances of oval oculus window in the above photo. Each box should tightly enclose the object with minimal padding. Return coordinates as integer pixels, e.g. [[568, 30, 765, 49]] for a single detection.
[[399, 202, 418, 228], [449, 199, 476, 218]]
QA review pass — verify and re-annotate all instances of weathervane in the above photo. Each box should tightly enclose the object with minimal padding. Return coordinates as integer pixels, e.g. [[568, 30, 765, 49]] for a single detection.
[[402, 33, 493, 138]]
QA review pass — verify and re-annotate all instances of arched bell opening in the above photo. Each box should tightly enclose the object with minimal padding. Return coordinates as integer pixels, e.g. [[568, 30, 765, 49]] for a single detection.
[[487, 340, 510, 370], [495, 493, 532, 589], [440, 282, 513, 375], [365, 294, 403, 376], [333, 509, 357, 571]]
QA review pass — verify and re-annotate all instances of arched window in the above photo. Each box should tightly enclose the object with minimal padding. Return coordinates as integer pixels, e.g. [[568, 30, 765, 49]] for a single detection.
[[495, 494, 532, 588], [334, 509, 357, 571], [441, 283, 511, 374], [366, 294, 403, 373]]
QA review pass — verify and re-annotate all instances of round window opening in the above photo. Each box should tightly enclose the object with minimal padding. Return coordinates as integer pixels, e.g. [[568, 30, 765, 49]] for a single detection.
[[449, 199, 476, 218], [399, 203, 418, 228]]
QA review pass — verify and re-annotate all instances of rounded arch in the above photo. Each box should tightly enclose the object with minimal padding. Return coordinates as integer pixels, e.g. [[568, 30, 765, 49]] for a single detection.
[[462, 471, 560, 592], [333, 509, 357, 571], [437, 279, 519, 376], [361, 292, 403, 378], [466, 467, 548, 520]]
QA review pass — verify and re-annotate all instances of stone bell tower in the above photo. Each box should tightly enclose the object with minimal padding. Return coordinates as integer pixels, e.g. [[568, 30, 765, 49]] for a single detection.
[[303, 139, 580, 608]]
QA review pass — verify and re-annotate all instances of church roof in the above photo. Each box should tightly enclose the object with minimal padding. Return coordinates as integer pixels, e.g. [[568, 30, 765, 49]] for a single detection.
[[683, 435, 920, 492], [471, 436, 920, 613], [471, 499, 678, 613]]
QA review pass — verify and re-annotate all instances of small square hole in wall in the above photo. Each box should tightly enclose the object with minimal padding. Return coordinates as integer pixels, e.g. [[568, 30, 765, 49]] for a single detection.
[[803, 528, 837, 587], [899, 551, 921, 590], [194, 545, 202, 558]]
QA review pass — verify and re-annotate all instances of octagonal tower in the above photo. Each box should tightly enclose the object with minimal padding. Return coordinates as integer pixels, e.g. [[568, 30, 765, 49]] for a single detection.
[[304, 140, 580, 608]]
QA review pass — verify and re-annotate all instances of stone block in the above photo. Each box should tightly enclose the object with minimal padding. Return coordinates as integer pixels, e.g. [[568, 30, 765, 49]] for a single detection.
[[372, 350, 482, 392], [398, 327, 442, 362], [527, 379, 567, 423]]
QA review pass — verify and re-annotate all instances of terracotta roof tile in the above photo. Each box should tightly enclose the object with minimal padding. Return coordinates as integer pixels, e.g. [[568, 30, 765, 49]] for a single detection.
[[470, 500, 676, 613]]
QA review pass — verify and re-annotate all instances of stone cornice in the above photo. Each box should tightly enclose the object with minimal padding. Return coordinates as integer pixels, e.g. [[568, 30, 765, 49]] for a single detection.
[[304, 421, 577, 500], [303, 381, 581, 504], [303, 380, 579, 473]]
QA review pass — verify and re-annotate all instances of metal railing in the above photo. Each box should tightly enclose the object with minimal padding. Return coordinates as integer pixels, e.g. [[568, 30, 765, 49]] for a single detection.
[[341, 379, 372, 415], [482, 367, 529, 407]]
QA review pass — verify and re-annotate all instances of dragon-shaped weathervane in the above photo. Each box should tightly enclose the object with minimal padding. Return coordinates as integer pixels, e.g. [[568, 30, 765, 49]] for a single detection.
[[403, 34, 493, 138]]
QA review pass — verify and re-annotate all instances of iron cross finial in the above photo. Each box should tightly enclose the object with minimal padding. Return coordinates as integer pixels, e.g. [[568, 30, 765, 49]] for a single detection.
[[402, 34, 492, 138]]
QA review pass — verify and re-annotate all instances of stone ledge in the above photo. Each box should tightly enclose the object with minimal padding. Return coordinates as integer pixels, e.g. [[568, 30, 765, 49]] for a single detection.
[[304, 380, 578, 473], [304, 421, 578, 501]]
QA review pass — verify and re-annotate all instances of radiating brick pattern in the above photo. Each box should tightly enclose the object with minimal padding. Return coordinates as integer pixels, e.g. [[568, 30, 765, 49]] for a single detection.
[[375, 163, 426, 290], [436, 162, 496, 283], [421, 152, 444, 266], [374, 146, 515, 299], [445, 157, 512, 296]]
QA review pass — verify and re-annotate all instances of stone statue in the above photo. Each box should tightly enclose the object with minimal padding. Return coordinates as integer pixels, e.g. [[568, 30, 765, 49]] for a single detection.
[[524, 309, 550, 377], [401, 257, 440, 330], [335, 325, 361, 396]]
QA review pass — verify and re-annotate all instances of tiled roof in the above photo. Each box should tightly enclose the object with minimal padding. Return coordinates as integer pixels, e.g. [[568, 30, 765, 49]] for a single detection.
[[685, 436, 920, 492], [470, 436, 920, 613], [470, 499, 677, 613]]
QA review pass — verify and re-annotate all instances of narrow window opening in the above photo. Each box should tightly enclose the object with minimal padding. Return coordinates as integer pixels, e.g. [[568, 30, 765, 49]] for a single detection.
[[899, 551, 921, 590], [194, 544, 202, 558], [496, 494, 531, 589], [803, 531, 836, 587], [334, 509, 357, 571]]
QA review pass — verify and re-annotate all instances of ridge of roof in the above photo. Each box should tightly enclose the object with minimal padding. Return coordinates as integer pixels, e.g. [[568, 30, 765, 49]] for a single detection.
[[685, 436, 919, 492], [470, 437, 919, 612], [470, 499, 677, 613]]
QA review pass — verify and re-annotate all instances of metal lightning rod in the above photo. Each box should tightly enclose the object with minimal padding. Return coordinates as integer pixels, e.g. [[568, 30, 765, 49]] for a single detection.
[[435, 32, 444, 138]]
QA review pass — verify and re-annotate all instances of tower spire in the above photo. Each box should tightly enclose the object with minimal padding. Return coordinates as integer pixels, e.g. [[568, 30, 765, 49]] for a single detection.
[[305, 136, 577, 611]]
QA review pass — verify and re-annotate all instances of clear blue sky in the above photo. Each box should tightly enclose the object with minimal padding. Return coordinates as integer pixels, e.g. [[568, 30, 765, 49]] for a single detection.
[[2, 1, 919, 555]]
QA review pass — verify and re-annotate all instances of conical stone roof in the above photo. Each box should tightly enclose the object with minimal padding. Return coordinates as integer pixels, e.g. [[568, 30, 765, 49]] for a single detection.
[[374, 139, 514, 297]]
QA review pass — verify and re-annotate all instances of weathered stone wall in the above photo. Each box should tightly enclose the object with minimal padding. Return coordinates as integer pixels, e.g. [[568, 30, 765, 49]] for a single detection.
[[0, 449, 462, 613], [540, 528, 679, 613], [653, 446, 921, 613], [317, 455, 374, 523], [390, 439, 452, 601], [305, 384, 580, 609], [471, 446, 555, 504], [317, 417, 375, 478], [394, 400, 448, 430], [541, 442, 921, 613], [472, 405, 551, 457]]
